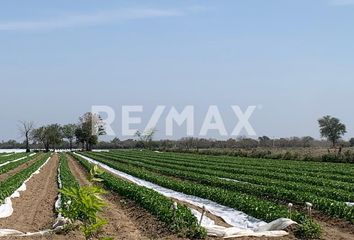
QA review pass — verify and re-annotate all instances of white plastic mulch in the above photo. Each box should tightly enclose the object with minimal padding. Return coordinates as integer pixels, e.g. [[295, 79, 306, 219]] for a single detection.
[[0, 149, 26, 154], [0, 154, 50, 219], [0, 153, 36, 168], [74, 153, 296, 238], [0, 154, 67, 237]]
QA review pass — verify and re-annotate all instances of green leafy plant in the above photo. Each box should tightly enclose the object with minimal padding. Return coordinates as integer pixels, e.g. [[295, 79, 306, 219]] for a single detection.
[[88, 164, 104, 183], [294, 218, 322, 239], [59, 154, 108, 239], [60, 186, 107, 239]]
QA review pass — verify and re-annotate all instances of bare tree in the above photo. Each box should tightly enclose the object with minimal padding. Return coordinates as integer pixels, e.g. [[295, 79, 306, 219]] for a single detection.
[[135, 128, 157, 150], [18, 121, 34, 152]]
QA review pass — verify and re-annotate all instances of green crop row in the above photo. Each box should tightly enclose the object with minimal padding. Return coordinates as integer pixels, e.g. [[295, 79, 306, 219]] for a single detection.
[[70, 153, 206, 239], [105, 151, 354, 192], [89, 152, 354, 222], [78, 152, 321, 239], [0, 153, 30, 164], [111, 150, 354, 176], [106, 151, 354, 183], [58, 153, 79, 205], [94, 151, 354, 202], [0, 153, 38, 176], [118, 150, 354, 183], [0, 153, 50, 204], [59, 153, 79, 189]]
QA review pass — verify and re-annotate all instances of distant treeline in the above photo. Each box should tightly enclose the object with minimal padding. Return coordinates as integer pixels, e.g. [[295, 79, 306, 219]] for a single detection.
[[95, 136, 353, 150], [2, 136, 354, 162], [3, 136, 351, 150]]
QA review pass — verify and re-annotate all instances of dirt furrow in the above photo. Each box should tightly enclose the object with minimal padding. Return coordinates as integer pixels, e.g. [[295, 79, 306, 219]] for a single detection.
[[67, 155, 186, 240], [0, 154, 59, 232], [312, 212, 354, 240]]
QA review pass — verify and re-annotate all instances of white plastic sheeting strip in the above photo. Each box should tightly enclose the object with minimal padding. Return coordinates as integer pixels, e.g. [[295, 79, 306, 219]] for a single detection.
[[75, 153, 295, 238], [0, 154, 67, 237], [0, 157, 26, 168], [0, 229, 54, 237], [345, 202, 354, 207], [0, 154, 49, 218], [191, 209, 293, 238], [219, 177, 255, 185], [55, 149, 109, 152], [53, 160, 69, 229], [0, 149, 26, 153], [0, 153, 36, 168]]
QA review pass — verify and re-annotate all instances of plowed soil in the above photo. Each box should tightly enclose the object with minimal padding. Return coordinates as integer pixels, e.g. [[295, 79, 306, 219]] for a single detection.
[[0, 154, 59, 232]]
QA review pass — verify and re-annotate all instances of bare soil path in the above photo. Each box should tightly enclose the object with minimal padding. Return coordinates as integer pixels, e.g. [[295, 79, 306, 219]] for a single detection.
[[0, 154, 59, 233], [314, 213, 354, 240]]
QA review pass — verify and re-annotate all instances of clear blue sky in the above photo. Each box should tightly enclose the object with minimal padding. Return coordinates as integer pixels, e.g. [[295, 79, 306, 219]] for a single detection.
[[0, 0, 353, 141]]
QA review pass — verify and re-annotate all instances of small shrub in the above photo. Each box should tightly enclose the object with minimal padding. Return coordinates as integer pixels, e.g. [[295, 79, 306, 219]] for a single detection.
[[60, 186, 107, 239], [294, 219, 322, 239]]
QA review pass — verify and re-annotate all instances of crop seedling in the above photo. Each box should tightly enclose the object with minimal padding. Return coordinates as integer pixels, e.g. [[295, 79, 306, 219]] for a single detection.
[[60, 160, 108, 239]]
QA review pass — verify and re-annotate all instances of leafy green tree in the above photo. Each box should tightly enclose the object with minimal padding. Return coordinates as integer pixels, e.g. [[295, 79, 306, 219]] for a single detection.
[[75, 112, 105, 151], [32, 124, 63, 152], [32, 126, 50, 152], [318, 115, 346, 147], [349, 138, 354, 147], [62, 124, 77, 150], [47, 124, 63, 151], [75, 127, 86, 150]]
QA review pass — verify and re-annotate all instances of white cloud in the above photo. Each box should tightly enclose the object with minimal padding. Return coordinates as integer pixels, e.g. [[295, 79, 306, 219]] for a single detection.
[[0, 8, 184, 31], [329, 0, 354, 6]]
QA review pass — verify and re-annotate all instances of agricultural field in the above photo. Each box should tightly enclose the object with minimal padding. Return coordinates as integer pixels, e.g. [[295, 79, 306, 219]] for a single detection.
[[1, 149, 353, 239], [2, 0, 354, 239], [77, 150, 354, 239]]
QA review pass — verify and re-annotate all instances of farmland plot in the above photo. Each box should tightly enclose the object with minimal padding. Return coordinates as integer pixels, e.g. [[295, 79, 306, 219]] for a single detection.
[[0, 153, 30, 165], [0, 153, 38, 182], [86, 151, 354, 220], [72, 153, 302, 236], [0, 153, 58, 233], [63, 154, 196, 240], [77, 150, 354, 239], [0, 150, 353, 240]]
